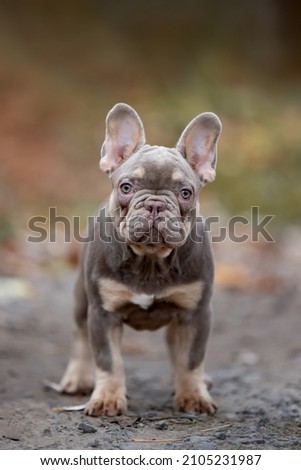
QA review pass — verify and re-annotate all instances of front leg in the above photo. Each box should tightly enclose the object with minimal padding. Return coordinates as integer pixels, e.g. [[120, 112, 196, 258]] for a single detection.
[[166, 303, 217, 415], [85, 302, 127, 417]]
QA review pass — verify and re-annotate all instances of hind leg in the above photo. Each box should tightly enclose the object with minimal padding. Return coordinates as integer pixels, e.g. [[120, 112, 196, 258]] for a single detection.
[[59, 271, 94, 395]]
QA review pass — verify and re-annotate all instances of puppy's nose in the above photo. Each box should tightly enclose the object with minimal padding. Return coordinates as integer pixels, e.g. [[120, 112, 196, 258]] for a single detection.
[[145, 200, 166, 219]]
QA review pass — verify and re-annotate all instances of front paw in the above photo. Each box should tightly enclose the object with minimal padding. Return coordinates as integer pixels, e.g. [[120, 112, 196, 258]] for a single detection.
[[60, 361, 94, 395], [175, 390, 217, 415], [85, 391, 127, 417]]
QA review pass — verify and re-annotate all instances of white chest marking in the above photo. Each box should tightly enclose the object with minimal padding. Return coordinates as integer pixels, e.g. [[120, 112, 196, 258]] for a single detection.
[[99, 278, 204, 313], [131, 293, 155, 310]]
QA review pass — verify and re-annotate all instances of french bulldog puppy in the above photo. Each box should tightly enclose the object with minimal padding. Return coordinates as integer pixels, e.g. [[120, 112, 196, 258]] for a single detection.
[[59, 103, 222, 417]]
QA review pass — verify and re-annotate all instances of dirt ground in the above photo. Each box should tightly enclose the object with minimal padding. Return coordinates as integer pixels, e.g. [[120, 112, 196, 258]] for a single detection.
[[0, 229, 301, 450]]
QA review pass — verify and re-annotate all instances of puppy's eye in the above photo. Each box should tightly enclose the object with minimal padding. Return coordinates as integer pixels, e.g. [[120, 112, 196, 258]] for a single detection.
[[120, 182, 133, 194], [180, 189, 192, 200]]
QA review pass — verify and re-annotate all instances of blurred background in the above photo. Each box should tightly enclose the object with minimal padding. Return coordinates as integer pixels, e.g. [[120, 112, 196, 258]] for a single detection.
[[1, 0, 301, 243], [1, 1, 301, 449]]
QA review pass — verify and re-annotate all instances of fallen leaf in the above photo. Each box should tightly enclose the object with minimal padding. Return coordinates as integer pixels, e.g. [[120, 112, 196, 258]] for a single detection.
[[215, 263, 284, 292], [215, 263, 252, 290], [52, 403, 88, 412], [43, 380, 62, 393]]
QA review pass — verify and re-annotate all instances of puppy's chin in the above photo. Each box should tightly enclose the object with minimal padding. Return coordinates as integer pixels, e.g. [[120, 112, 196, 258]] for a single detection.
[[129, 244, 173, 258], [119, 224, 190, 258]]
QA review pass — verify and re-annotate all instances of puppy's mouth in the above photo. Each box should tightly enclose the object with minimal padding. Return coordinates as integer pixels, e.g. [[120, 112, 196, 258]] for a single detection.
[[119, 195, 191, 255]]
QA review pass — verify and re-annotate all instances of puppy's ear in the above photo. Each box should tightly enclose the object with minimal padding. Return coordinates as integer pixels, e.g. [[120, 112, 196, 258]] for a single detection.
[[100, 103, 145, 174], [176, 113, 222, 184]]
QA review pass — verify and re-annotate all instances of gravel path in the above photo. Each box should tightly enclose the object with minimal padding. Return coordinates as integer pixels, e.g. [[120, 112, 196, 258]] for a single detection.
[[1, 232, 301, 450]]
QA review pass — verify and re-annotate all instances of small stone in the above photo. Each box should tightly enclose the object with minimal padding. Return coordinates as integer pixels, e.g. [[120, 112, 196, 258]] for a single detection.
[[184, 436, 218, 450], [240, 438, 251, 444], [166, 442, 183, 450], [242, 407, 266, 416], [214, 432, 227, 440], [250, 425, 258, 433], [145, 411, 157, 419], [42, 428, 52, 436], [224, 412, 237, 420], [252, 438, 265, 444], [273, 441, 286, 448], [238, 349, 259, 366], [287, 406, 301, 417], [77, 422, 97, 434], [155, 421, 168, 430], [257, 417, 270, 427], [89, 439, 99, 448]]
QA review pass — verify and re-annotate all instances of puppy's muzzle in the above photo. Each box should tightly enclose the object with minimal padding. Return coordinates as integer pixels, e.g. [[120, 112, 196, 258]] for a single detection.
[[121, 195, 189, 248]]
